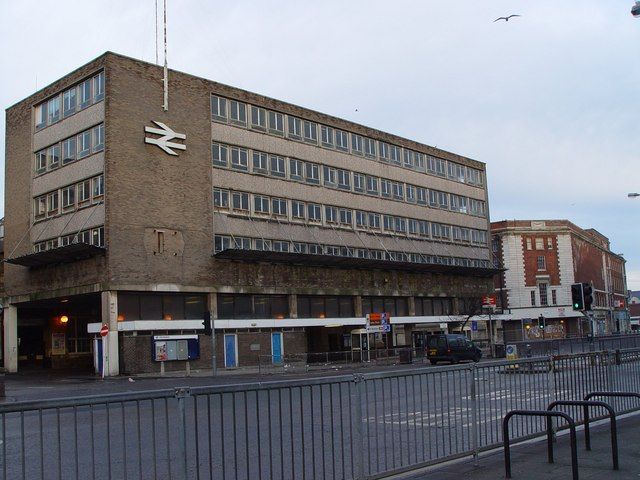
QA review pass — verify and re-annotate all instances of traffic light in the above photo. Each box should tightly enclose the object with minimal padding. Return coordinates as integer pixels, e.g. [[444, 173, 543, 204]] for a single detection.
[[582, 283, 594, 311], [538, 315, 545, 328], [571, 283, 584, 311], [202, 311, 212, 336]]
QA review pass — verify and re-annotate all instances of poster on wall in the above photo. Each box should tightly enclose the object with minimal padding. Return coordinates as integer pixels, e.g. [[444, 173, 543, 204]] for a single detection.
[[51, 333, 66, 355], [155, 341, 168, 361]]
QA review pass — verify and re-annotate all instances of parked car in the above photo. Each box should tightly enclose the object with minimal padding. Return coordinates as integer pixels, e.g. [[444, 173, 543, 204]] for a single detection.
[[427, 334, 482, 364]]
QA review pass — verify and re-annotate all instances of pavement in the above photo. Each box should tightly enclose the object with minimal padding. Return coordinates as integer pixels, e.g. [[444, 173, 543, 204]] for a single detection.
[[402, 413, 640, 480]]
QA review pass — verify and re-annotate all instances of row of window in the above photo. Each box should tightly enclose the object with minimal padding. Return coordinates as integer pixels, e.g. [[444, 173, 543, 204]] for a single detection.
[[214, 235, 491, 269], [211, 95, 484, 187], [34, 174, 104, 220], [531, 283, 557, 307], [35, 123, 104, 175], [217, 294, 455, 319], [33, 226, 105, 253], [212, 142, 487, 217], [117, 293, 207, 321], [213, 187, 488, 246], [35, 71, 104, 130]]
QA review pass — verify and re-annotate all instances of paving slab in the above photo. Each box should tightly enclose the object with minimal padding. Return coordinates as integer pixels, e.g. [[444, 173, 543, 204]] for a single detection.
[[403, 414, 640, 480]]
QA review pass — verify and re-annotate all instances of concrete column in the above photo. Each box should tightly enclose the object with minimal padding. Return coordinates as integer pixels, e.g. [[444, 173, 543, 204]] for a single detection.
[[354, 295, 363, 318], [208, 293, 218, 375], [288, 294, 297, 319], [3, 305, 18, 373], [408, 297, 416, 316], [101, 291, 119, 376]]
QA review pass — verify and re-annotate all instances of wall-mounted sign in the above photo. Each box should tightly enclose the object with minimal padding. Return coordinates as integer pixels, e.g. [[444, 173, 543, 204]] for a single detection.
[[51, 333, 66, 355], [144, 121, 186, 156], [366, 313, 391, 333]]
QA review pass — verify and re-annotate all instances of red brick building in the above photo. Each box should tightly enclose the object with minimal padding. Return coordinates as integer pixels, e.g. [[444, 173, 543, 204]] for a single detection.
[[491, 220, 629, 342]]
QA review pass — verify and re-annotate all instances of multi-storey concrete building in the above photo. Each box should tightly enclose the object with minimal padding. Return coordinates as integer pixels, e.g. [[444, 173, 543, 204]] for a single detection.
[[491, 220, 629, 342], [3, 52, 495, 375]]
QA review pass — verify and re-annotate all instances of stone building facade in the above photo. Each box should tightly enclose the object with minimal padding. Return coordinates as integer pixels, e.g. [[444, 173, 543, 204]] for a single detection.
[[491, 220, 629, 342], [3, 52, 494, 375]]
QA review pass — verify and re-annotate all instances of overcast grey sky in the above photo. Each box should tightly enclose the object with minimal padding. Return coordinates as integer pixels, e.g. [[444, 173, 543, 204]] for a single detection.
[[1, 1, 639, 287]]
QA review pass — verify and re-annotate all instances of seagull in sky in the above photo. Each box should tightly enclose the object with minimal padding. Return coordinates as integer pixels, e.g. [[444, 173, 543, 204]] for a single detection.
[[494, 14, 521, 22]]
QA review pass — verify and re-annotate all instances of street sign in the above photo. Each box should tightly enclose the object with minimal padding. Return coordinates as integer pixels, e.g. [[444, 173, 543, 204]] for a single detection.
[[100, 324, 109, 337], [366, 313, 390, 333], [506, 344, 518, 361], [471, 320, 478, 331], [482, 295, 496, 307]]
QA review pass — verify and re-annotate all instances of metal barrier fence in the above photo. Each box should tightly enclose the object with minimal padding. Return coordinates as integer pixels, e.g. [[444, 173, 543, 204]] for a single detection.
[[508, 333, 640, 357], [1, 348, 639, 480]]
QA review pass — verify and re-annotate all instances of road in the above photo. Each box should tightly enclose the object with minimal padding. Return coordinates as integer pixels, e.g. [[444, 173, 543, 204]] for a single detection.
[[1, 354, 638, 480]]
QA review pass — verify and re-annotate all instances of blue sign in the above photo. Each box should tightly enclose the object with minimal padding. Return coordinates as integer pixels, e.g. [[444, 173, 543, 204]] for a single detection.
[[471, 320, 478, 331]]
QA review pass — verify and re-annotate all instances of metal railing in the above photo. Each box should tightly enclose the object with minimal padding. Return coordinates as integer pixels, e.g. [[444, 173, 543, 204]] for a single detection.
[[507, 333, 640, 357], [1, 348, 639, 479]]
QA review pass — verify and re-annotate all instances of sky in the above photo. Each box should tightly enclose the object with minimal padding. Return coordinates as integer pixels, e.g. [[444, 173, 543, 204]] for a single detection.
[[1, 1, 639, 287]]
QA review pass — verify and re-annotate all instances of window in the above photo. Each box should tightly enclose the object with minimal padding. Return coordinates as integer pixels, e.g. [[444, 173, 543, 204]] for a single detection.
[[395, 217, 407, 233], [292, 201, 305, 219], [47, 96, 60, 124], [379, 142, 390, 161], [362, 297, 408, 317], [323, 165, 337, 186], [338, 208, 352, 226], [62, 137, 76, 164], [392, 182, 404, 201], [356, 211, 367, 228], [351, 134, 363, 154], [431, 223, 442, 238], [321, 125, 334, 147], [539, 283, 548, 306], [214, 235, 232, 252], [255, 239, 272, 251], [429, 190, 438, 207], [406, 185, 416, 203], [211, 95, 227, 121], [547, 238, 553, 250], [537, 255, 546, 270], [438, 191, 449, 209], [252, 151, 268, 172], [232, 192, 249, 211], [35, 196, 47, 218], [305, 162, 320, 184], [551, 290, 557, 305], [308, 203, 321, 222], [383, 215, 394, 232], [289, 158, 304, 179], [48, 145, 60, 170], [363, 138, 376, 158], [403, 149, 414, 168], [92, 175, 104, 198], [337, 169, 350, 190], [250, 106, 266, 130], [92, 226, 104, 247], [229, 100, 247, 125], [535, 238, 544, 250], [269, 155, 286, 177], [273, 240, 290, 252], [213, 188, 229, 208], [368, 213, 381, 229], [288, 116, 302, 139], [234, 237, 251, 250], [325, 206, 338, 224], [78, 130, 92, 158], [530, 290, 536, 306], [415, 152, 425, 170], [271, 198, 287, 216], [526, 238, 532, 250], [303, 120, 317, 143], [297, 296, 354, 318], [79, 79, 92, 108], [335, 130, 349, 151], [35, 103, 46, 130], [254, 195, 270, 214], [390, 145, 401, 164], [63, 88, 77, 116], [381, 179, 392, 198], [93, 72, 105, 101], [353, 173, 365, 192], [93, 124, 104, 152], [35, 150, 47, 173], [78, 180, 91, 203], [293, 242, 308, 254], [366, 176, 379, 195], [230, 147, 248, 170], [212, 143, 228, 167], [268, 111, 284, 135], [47, 191, 59, 215]]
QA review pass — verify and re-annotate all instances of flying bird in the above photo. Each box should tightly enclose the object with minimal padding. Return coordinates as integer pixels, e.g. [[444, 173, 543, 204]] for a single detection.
[[494, 14, 521, 22]]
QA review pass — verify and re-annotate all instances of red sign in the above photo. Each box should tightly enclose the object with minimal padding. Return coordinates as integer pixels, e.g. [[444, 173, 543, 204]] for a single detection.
[[100, 324, 109, 337], [482, 296, 497, 307]]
